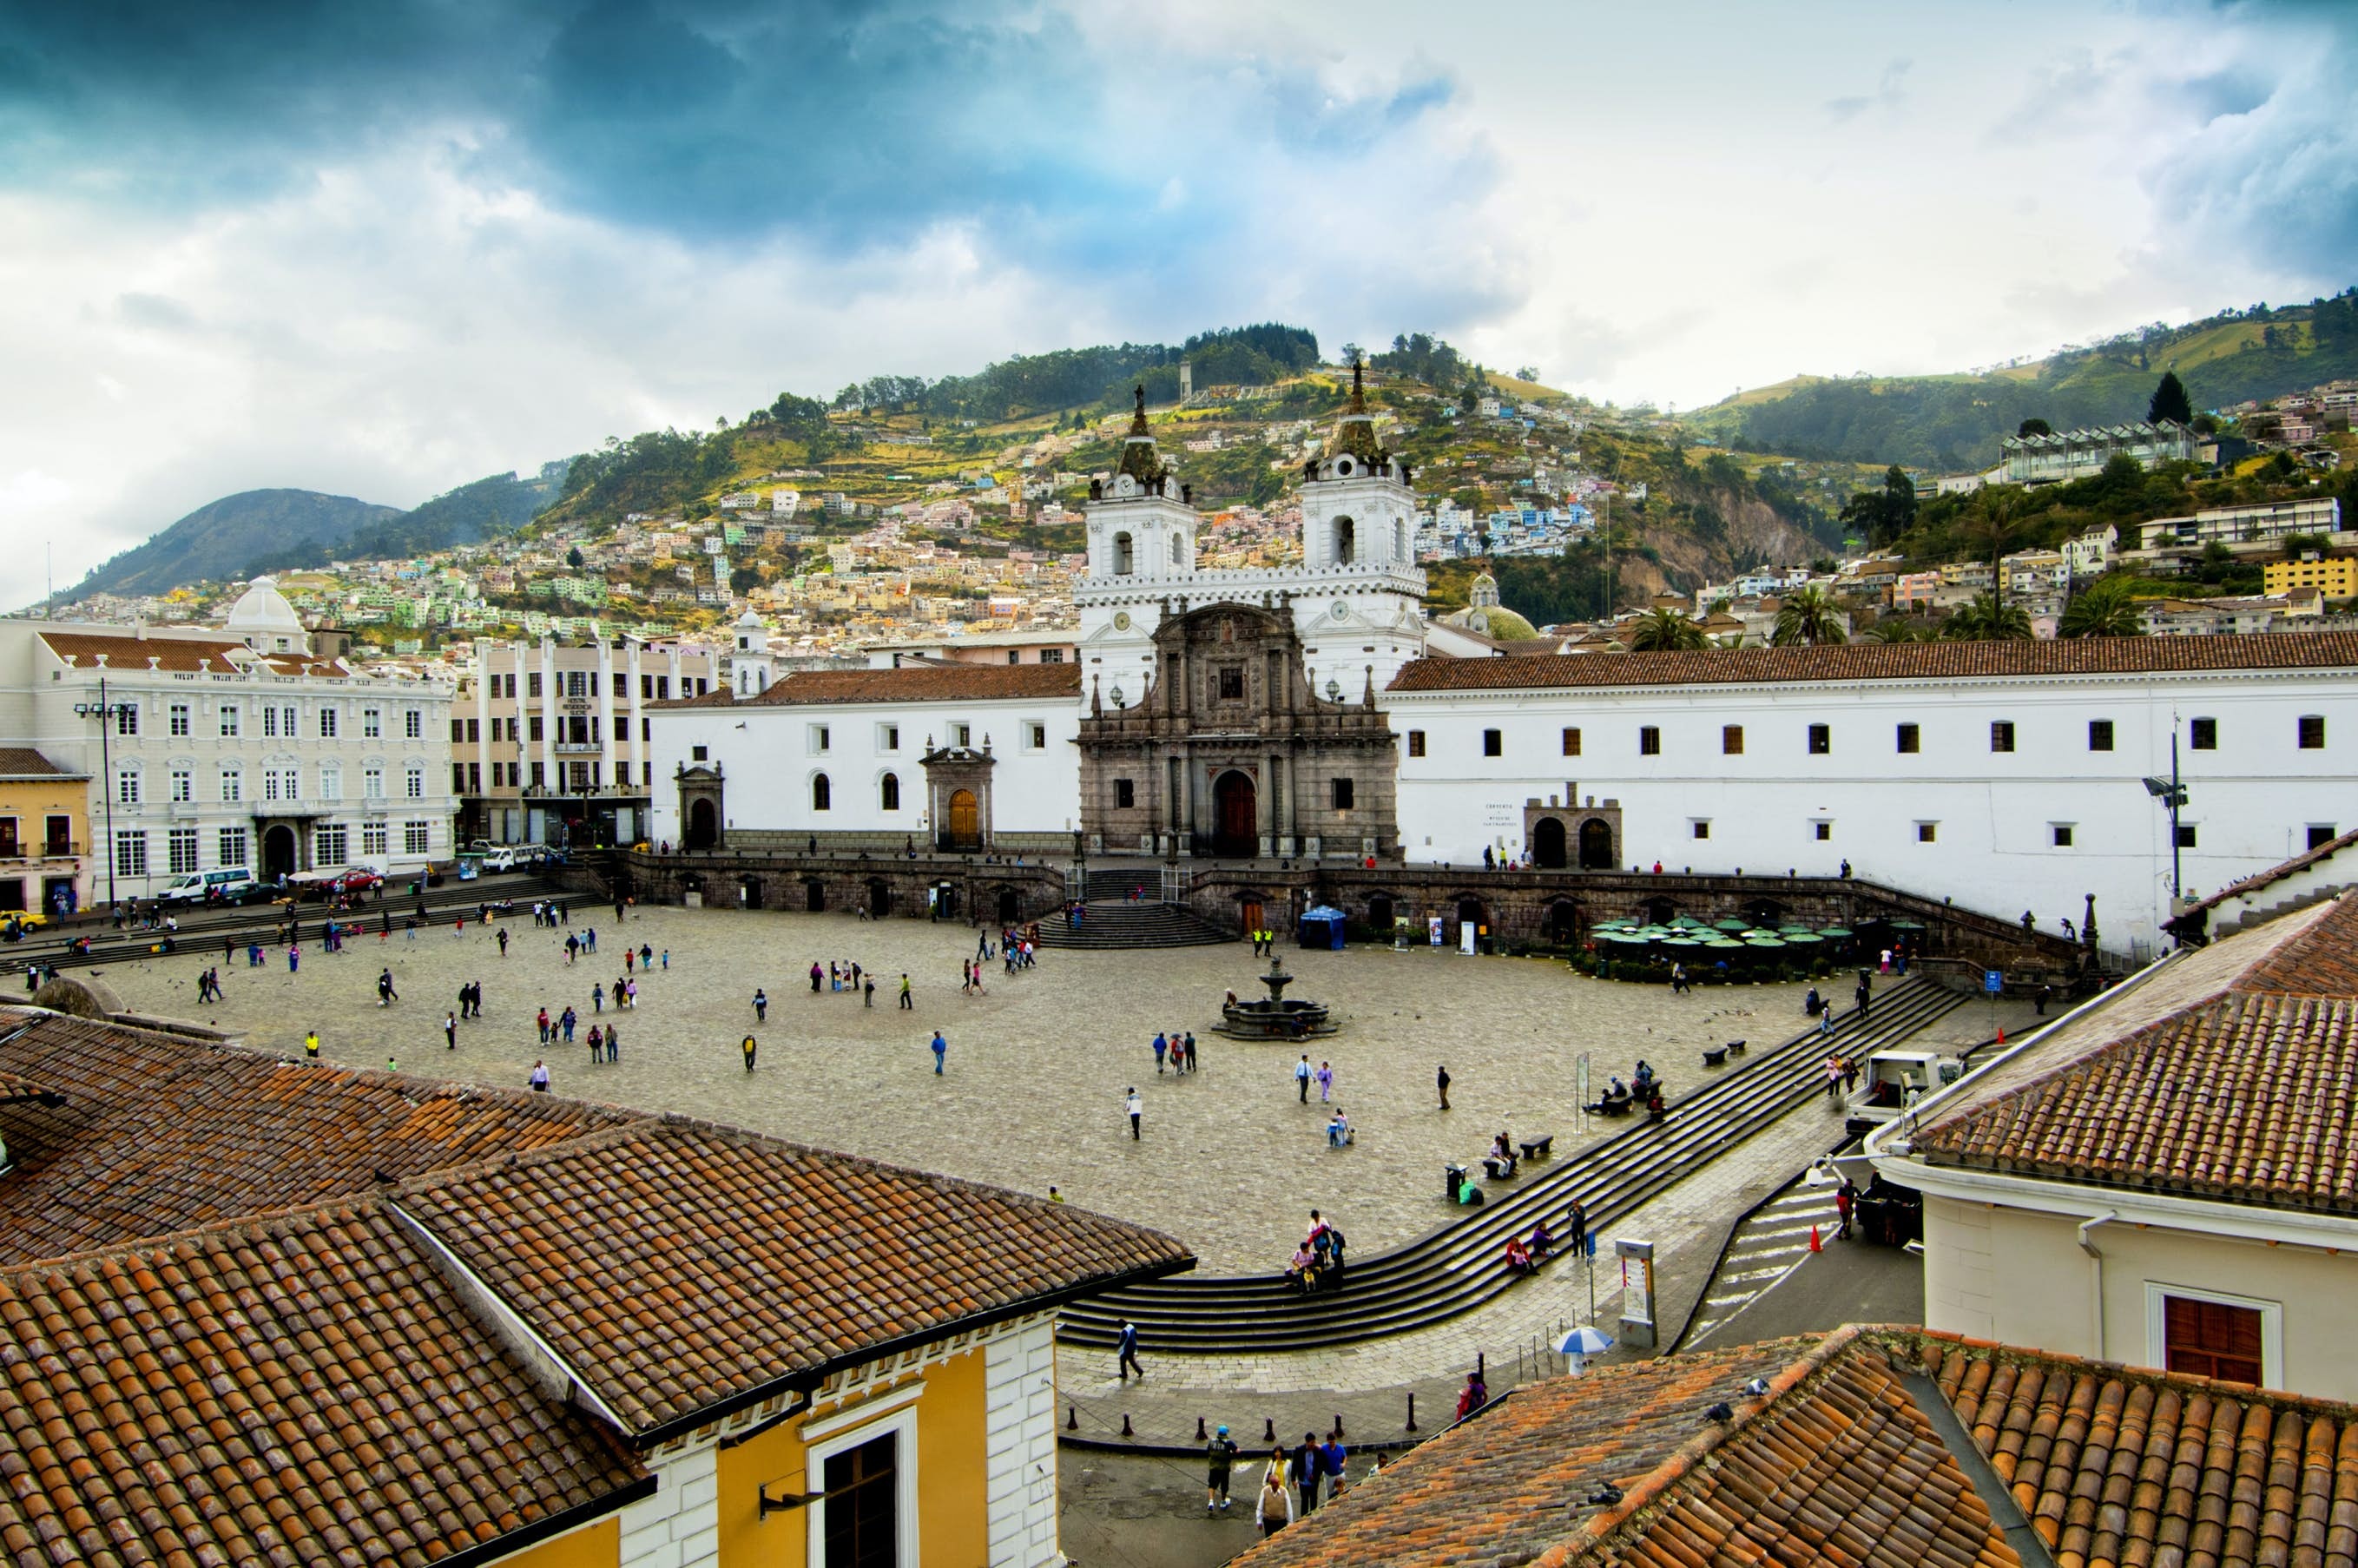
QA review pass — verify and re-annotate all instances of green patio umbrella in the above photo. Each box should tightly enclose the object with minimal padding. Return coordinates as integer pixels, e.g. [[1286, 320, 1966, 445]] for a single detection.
[[1782, 932, 1824, 945], [1819, 926, 1853, 938], [1713, 919, 1749, 932]]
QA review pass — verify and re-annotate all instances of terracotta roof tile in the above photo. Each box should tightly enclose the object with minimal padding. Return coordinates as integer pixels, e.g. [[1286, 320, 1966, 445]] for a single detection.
[[2181, 827, 2358, 919], [0, 1068, 60, 1105], [1243, 1328, 2358, 1568], [0, 750, 77, 780], [36, 632, 254, 675], [1384, 631, 2358, 695], [398, 1119, 1193, 1434], [650, 662, 1081, 710], [1909, 990, 2358, 1213], [1912, 896, 2358, 1213], [0, 1201, 647, 1567], [0, 1010, 632, 1264]]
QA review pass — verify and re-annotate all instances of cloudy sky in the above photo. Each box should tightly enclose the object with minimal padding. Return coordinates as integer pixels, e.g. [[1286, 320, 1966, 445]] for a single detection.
[[2, 0, 2352, 607]]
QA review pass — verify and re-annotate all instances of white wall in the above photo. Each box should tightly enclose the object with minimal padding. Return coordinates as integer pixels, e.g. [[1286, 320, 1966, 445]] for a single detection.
[[1388, 668, 2358, 948], [648, 697, 1082, 844]]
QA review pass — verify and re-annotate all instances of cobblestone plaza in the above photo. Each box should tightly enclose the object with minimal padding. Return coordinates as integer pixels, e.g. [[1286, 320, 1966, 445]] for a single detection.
[[100, 905, 1815, 1273]]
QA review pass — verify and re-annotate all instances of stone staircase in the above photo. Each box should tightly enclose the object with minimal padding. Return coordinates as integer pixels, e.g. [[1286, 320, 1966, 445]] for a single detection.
[[1035, 894, 1233, 951]]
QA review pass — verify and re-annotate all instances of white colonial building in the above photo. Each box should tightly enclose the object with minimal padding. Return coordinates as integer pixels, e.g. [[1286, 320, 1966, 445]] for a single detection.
[[0, 579, 460, 900], [1384, 636, 2358, 952]]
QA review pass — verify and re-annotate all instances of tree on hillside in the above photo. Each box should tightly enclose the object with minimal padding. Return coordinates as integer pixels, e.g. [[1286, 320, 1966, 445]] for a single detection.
[[1862, 616, 1932, 642], [2017, 418, 2052, 438], [566, 546, 584, 569], [1626, 607, 1708, 652], [1837, 464, 1918, 546], [2149, 369, 2193, 425], [1771, 585, 1848, 646], [1941, 593, 2032, 642], [2058, 578, 2143, 638]]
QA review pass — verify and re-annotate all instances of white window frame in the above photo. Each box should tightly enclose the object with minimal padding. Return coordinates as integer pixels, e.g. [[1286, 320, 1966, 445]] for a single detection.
[[405, 762, 425, 800], [363, 707, 382, 739], [811, 723, 832, 754], [218, 827, 249, 869], [2144, 1281, 2282, 1388], [319, 707, 339, 739], [1023, 721, 1047, 753], [167, 827, 200, 876], [404, 820, 431, 855], [115, 768, 140, 806], [952, 722, 972, 748], [170, 768, 193, 804], [219, 705, 240, 738], [319, 765, 341, 802], [404, 708, 423, 740], [362, 821, 389, 857], [220, 768, 242, 804], [877, 722, 900, 753], [803, 1400, 921, 1568], [168, 702, 190, 737], [364, 764, 385, 800]]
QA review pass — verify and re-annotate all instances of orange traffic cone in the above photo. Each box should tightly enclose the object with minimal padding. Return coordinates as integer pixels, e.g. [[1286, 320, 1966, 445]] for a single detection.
[[1808, 1225, 1822, 1253], [1997, 1026, 2006, 1045]]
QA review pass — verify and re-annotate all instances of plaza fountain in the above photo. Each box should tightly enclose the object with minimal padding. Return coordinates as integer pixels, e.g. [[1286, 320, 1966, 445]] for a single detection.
[[1215, 952, 1336, 1039]]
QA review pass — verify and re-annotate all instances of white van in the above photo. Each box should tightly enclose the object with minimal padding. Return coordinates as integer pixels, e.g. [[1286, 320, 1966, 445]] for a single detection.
[[161, 867, 260, 905], [482, 847, 519, 872]]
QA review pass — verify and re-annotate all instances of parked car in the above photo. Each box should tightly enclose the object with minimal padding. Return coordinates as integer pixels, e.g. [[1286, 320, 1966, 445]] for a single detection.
[[482, 847, 519, 873], [160, 867, 261, 905], [312, 867, 384, 899]]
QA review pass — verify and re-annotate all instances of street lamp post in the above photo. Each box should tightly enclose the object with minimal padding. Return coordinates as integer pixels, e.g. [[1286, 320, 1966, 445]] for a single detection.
[[2142, 722, 2190, 914], [73, 676, 135, 910]]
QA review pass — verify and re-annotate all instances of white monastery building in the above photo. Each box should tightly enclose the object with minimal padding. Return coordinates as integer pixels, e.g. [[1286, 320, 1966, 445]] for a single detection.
[[0, 578, 459, 900], [641, 375, 2358, 956]]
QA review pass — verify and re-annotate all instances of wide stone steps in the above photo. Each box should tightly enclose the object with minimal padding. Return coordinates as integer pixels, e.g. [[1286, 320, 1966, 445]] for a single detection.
[[1035, 901, 1234, 950], [1057, 978, 1964, 1354]]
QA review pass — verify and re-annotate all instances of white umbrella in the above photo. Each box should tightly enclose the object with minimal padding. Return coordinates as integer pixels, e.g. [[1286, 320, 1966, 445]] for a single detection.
[[1557, 1325, 1615, 1356]]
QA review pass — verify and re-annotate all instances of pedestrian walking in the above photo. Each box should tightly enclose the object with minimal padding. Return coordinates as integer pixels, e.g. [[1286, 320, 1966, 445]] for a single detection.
[[1823, 1054, 1843, 1099], [445, 1011, 458, 1050], [537, 1006, 550, 1043], [1182, 1031, 1196, 1071], [1116, 1318, 1143, 1380], [1320, 1436, 1347, 1504], [1125, 1087, 1143, 1139], [1854, 972, 1872, 1021], [931, 1030, 947, 1074], [1438, 1063, 1451, 1111], [1205, 1425, 1239, 1512], [497, 927, 509, 957], [1295, 1054, 1312, 1103], [1834, 1176, 1857, 1240], [1152, 1031, 1168, 1075], [1315, 1061, 1334, 1102], [1294, 1433, 1323, 1517], [587, 1024, 603, 1064], [603, 1021, 619, 1059], [742, 1035, 758, 1072], [1256, 1470, 1293, 1537], [1567, 1196, 1587, 1255], [753, 987, 768, 1022], [304, 1030, 319, 1063], [864, 976, 875, 1007], [899, 973, 912, 1010], [528, 1058, 550, 1092], [592, 983, 604, 1013]]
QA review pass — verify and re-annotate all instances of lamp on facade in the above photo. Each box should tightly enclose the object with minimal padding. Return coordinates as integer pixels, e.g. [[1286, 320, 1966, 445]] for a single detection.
[[1325, 679, 1343, 702], [72, 677, 134, 907], [1110, 683, 1123, 707]]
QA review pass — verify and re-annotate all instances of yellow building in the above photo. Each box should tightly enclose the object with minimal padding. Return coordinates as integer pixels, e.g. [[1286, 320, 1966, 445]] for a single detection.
[[2264, 554, 2357, 596], [0, 748, 89, 919], [0, 1007, 1191, 1566]]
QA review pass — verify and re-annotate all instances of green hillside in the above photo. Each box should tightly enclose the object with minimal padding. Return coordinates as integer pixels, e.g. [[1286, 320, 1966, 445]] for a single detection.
[[64, 489, 401, 602], [1694, 288, 2358, 471]]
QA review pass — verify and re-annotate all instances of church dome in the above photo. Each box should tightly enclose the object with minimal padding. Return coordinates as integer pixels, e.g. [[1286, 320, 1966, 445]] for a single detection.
[[224, 576, 303, 639], [1442, 573, 1537, 640]]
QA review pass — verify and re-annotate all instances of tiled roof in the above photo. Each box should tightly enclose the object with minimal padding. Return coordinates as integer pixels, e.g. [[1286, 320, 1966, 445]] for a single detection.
[[0, 1068, 61, 1105], [36, 631, 253, 675], [649, 661, 1082, 709], [0, 1201, 649, 1567], [1242, 1327, 2358, 1568], [398, 1119, 1195, 1435], [1384, 630, 2358, 694], [2181, 827, 2358, 918], [1912, 896, 2358, 1212], [0, 749, 77, 780], [2223, 887, 2358, 996], [0, 1010, 632, 1265], [1910, 991, 2358, 1213]]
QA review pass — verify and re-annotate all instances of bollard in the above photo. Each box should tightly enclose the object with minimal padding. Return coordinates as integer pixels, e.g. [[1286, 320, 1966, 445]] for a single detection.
[[1121, 1413, 1133, 1438], [1477, 1350, 1485, 1380], [1195, 1416, 1207, 1441], [1334, 1413, 1346, 1439], [1264, 1417, 1276, 1442], [1406, 1393, 1418, 1432], [1067, 1406, 1077, 1431]]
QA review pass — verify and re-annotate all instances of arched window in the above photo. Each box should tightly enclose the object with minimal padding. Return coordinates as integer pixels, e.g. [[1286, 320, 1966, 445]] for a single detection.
[[812, 774, 832, 811], [1112, 531, 1134, 575], [880, 772, 900, 811], [1334, 517, 1355, 565]]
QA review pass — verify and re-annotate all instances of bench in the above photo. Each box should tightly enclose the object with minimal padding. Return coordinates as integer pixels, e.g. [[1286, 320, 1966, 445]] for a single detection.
[[1517, 1133, 1555, 1161], [1480, 1155, 1518, 1180], [1702, 1046, 1728, 1068], [1589, 1097, 1632, 1117], [1726, 1039, 1747, 1056]]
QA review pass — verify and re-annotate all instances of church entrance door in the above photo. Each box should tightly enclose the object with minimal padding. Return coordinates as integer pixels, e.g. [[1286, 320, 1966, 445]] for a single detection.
[[945, 789, 980, 851], [686, 798, 717, 851], [1532, 817, 1567, 869], [1577, 817, 1615, 870], [1212, 771, 1257, 858]]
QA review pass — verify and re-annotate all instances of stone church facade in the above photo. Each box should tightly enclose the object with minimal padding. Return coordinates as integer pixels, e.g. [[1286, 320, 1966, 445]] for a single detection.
[[1077, 603, 1399, 860]]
